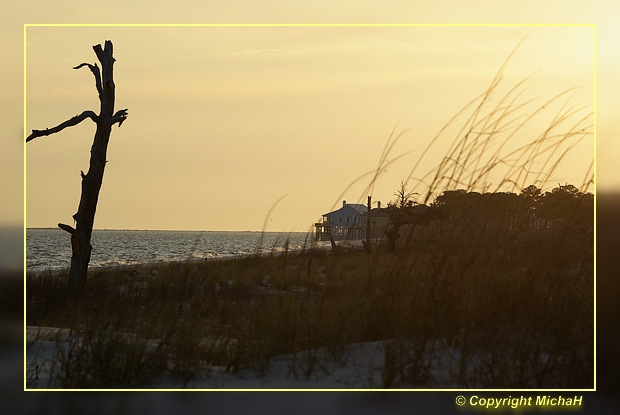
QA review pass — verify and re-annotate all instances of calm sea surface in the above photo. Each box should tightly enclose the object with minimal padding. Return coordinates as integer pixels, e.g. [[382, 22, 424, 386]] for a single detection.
[[26, 229, 320, 272]]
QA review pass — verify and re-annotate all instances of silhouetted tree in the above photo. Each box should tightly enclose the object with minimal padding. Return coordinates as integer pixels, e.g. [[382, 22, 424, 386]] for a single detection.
[[520, 184, 542, 202], [384, 181, 432, 250], [538, 184, 592, 232], [519, 185, 543, 230], [27, 41, 128, 295], [393, 179, 417, 208], [431, 189, 468, 222]]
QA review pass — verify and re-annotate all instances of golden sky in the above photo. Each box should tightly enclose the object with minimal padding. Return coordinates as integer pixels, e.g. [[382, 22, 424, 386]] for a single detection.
[[24, 25, 594, 231], [2, 2, 617, 230]]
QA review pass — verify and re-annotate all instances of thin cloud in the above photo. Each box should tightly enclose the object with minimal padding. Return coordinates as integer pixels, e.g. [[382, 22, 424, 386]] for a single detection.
[[211, 49, 301, 57]]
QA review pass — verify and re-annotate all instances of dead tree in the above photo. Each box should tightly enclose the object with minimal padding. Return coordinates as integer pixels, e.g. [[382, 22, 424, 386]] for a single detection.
[[27, 41, 128, 295]]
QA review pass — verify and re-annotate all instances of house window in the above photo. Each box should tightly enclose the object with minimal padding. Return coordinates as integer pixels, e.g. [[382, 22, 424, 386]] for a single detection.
[[339, 217, 342, 223], [346, 217, 350, 223]]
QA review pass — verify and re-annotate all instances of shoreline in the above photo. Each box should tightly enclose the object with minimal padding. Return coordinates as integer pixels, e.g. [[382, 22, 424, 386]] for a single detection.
[[26, 230, 330, 275], [26, 241, 338, 278], [25, 237, 384, 278]]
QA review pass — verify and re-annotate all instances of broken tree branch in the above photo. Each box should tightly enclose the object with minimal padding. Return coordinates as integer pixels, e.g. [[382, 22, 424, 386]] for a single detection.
[[58, 223, 77, 235], [26, 110, 99, 142], [73, 62, 103, 96], [111, 109, 128, 127]]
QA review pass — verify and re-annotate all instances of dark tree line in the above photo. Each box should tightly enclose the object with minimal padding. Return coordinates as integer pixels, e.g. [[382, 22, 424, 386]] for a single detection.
[[383, 182, 593, 250], [431, 184, 593, 233]]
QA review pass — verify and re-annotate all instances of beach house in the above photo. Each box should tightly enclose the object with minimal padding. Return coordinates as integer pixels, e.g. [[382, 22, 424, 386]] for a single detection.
[[315, 201, 368, 241]]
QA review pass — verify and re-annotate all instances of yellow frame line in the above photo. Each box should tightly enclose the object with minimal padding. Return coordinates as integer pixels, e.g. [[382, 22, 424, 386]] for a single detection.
[[24, 23, 595, 27], [23, 23, 596, 394]]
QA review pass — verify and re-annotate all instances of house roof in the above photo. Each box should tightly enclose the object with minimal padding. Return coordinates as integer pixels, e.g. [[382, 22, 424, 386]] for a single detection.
[[347, 204, 367, 214], [322, 203, 368, 217]]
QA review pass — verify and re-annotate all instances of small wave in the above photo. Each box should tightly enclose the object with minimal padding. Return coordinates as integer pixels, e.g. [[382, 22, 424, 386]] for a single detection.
[[91, 259, 141, 268]]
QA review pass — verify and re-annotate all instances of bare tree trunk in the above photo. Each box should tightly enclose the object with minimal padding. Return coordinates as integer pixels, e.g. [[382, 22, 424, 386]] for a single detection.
[[27, 41, 128, 296]]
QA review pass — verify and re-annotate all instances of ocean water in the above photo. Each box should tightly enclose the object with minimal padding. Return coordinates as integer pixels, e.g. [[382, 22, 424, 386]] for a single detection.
[[26, 229, 319, 273]]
